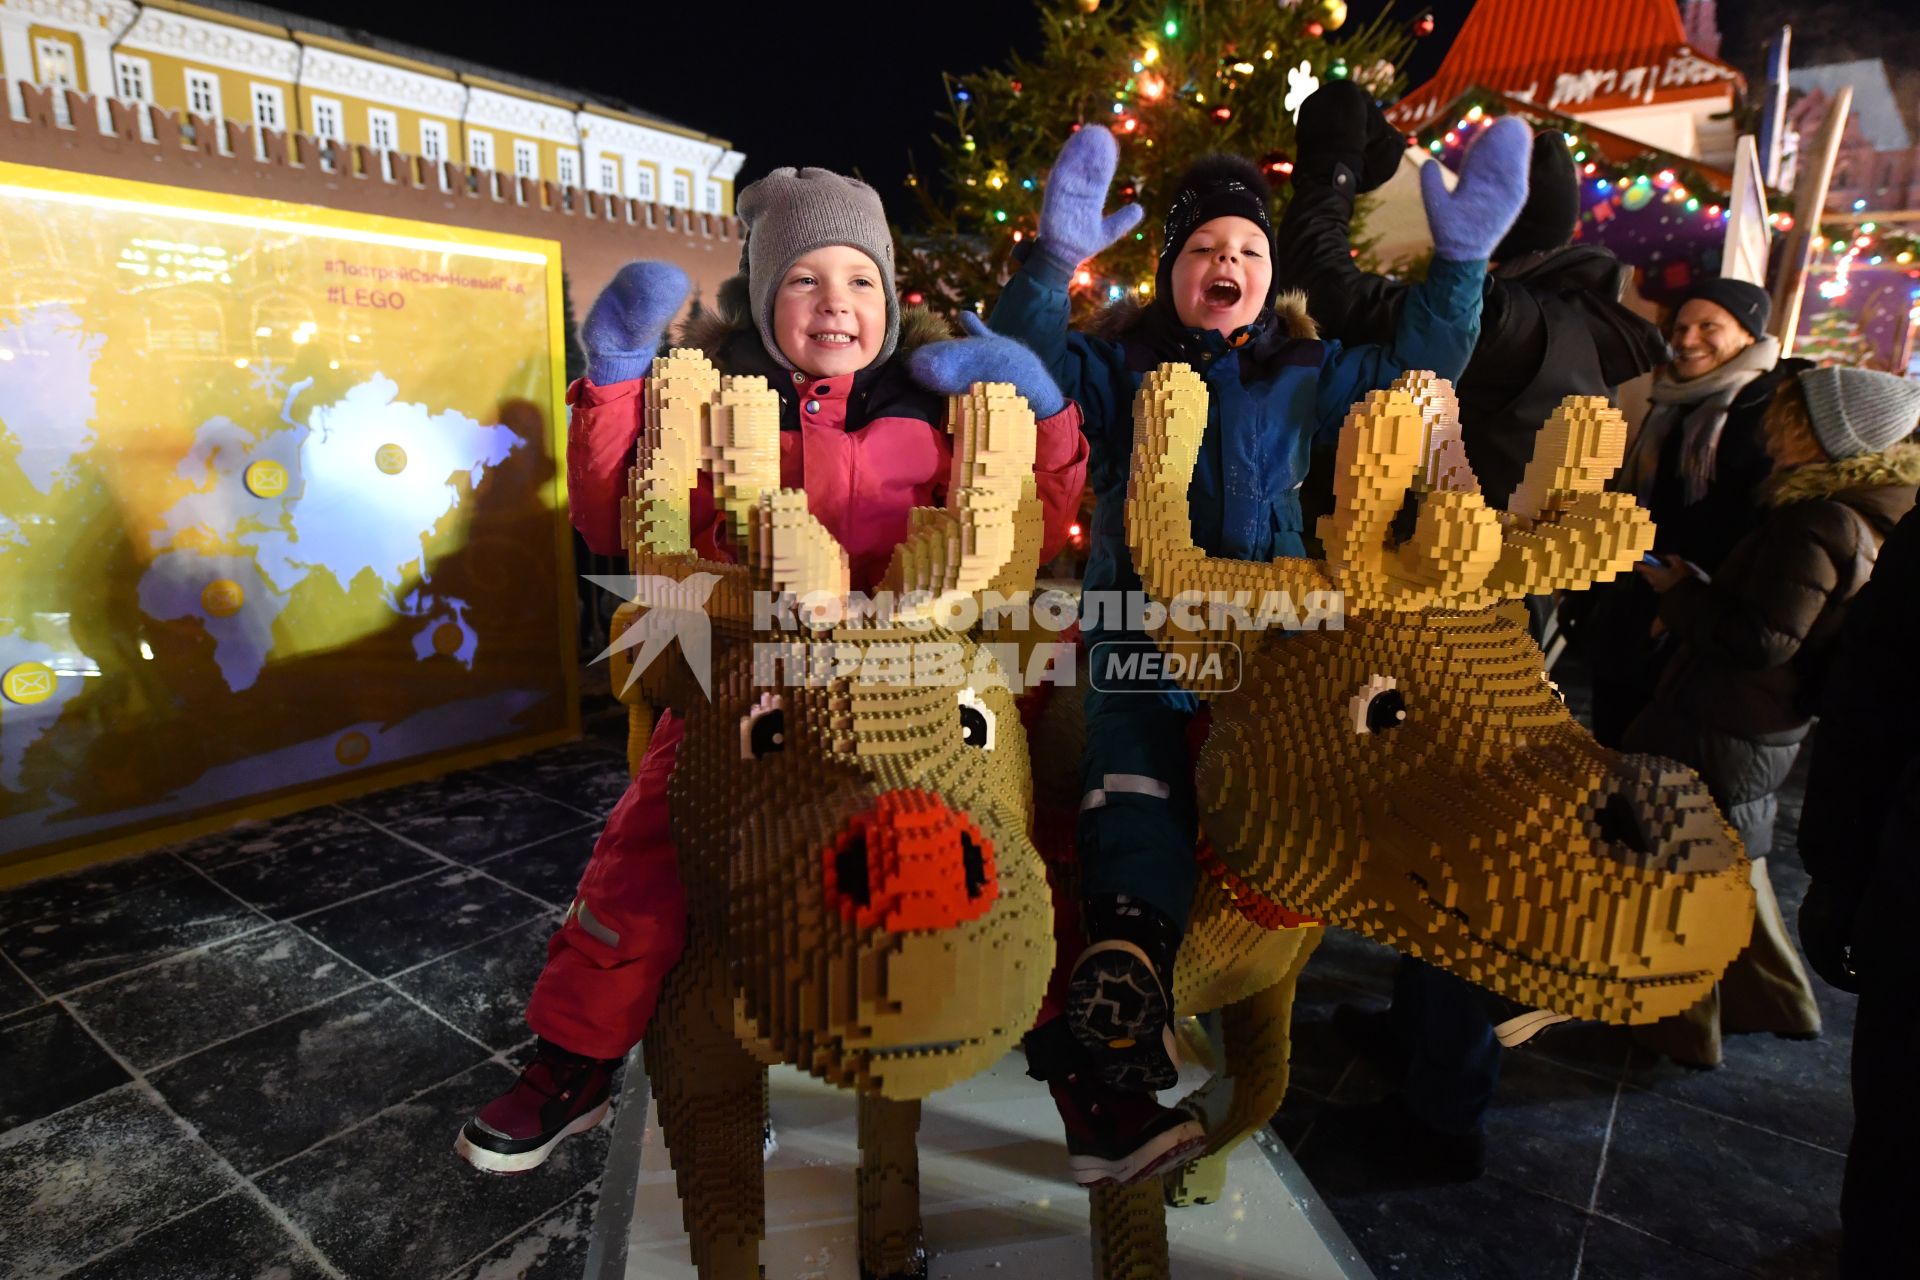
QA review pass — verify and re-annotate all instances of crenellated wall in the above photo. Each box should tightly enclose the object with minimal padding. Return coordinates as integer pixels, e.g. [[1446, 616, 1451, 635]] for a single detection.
[[0, 79, 747, 326]]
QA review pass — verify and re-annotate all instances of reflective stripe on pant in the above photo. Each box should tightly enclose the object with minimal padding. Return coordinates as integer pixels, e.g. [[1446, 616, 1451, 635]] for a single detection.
[[1075, 676, 1200, 926], [524, 709, 688, 1060]]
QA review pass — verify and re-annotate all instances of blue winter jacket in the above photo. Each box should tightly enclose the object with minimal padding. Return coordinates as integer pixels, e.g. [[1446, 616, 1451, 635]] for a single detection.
[[988, 255, 1489, 926]]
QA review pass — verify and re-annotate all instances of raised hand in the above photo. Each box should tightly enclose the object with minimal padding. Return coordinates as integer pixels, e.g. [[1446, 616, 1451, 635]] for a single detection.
[[908, 312, 1066, 418], [1033, 127, 1147, 282], [582, 260, 691, 384], [1419, 115, 1531, 262], [1294, 81, 1407, 195]]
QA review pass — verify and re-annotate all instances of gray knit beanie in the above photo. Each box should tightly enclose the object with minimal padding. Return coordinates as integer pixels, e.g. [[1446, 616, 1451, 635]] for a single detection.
[[736, 167, 899, 370], [1799, 366, 1920, 459]]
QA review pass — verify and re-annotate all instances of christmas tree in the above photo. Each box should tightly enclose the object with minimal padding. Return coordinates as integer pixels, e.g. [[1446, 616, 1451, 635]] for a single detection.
[[1795, 302, 1879, 369], [900, 0, 1417, 320]]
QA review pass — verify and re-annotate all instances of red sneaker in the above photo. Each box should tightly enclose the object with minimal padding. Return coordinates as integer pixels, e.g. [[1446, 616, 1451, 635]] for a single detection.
[[454, 1039, 616, 1175], [1051, 1074, 1206, 1188]]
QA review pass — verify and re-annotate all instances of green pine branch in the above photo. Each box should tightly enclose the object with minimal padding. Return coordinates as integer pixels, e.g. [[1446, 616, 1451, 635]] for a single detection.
[[900, 0, 1413, 322]]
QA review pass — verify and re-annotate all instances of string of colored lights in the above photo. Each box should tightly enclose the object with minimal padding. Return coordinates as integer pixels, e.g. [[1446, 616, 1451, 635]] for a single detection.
[[1416, 102, 1920, 302]]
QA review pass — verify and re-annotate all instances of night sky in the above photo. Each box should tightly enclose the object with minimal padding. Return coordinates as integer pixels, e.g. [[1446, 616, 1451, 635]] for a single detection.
[[274, 0, 1915, 212], [270, 0, 1477, 205]]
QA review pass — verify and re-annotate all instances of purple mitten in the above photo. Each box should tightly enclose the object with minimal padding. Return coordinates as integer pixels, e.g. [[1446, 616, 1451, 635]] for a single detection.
[[908, 312, 1066, 417], [1419, 116, 1531, 262], [1033, 127, 1147, 285], [583, 261, 691, 384]]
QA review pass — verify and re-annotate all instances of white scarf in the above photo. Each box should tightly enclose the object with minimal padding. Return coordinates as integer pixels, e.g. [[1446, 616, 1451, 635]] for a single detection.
[[1621, 337, 1780, 505]]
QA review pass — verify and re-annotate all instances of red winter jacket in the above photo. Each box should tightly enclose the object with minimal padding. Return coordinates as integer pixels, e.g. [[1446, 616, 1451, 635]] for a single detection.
[[566, 321, 1089, 590]]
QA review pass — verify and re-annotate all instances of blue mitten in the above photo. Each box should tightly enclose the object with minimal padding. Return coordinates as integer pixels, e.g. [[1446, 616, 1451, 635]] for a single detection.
[[909, 312, 1066, 418], [582, 260, 690, 384], [1032, 127, 1147, 285], [1419, 116, 1532, 262]]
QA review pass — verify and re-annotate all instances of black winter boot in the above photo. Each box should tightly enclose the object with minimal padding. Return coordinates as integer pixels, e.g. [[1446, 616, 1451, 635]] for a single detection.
[[1065, 894, 1184, 1090]]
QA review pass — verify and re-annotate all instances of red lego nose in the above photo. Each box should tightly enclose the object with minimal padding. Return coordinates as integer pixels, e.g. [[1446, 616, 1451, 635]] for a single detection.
[[821, 790, 997, 932]]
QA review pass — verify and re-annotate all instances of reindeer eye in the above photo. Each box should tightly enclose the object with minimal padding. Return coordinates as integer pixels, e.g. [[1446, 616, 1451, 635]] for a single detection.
[[1348, 674, 1407, 736], [958, 687, 996, 751], [739, 692, 786, 760]]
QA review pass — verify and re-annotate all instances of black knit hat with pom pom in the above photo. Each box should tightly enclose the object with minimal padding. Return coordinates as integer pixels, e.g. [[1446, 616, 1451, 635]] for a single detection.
[[1156, 154, 1277, 305]]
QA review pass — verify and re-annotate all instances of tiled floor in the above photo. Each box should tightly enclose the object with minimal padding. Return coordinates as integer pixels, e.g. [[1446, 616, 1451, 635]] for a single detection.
[[1278, 663, 1851, 1280], [2, 668, 1859, 1279], [0, 732, 632, 1280]]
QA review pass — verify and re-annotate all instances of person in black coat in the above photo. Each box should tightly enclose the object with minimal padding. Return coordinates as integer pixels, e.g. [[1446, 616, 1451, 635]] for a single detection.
[[1582, 277, 1816, 746], [1275, 82, 1669, 512], [1796, 502, 1920, 1278], [1273, 85, 1667, 1182]]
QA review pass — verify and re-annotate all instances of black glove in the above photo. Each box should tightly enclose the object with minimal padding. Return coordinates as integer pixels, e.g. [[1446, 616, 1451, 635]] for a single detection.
[[1294, 81, 1406, 197], [1797, 879, 1862, 994]]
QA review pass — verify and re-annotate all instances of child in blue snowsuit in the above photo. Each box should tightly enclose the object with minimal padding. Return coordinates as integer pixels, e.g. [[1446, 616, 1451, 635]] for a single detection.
[[993, 121, 1531, 1187]]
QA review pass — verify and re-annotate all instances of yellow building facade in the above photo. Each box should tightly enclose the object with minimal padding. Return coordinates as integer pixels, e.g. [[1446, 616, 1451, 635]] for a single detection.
[[0, 0, 742, 211]]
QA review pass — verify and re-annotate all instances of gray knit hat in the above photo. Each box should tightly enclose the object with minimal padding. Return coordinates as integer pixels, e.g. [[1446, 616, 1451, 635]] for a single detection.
[[1799, 366, 1920, 459], [736, 167, 899, 370]]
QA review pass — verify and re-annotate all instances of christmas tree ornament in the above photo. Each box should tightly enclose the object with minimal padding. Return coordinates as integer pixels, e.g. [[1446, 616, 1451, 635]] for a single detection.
[[1306, 20, 1324, 37], [1322, 0, 1349, 30], [1412, 8, 1436, 37], [1259, 150, 1295, 186], [1077, 0, 1100, 12]]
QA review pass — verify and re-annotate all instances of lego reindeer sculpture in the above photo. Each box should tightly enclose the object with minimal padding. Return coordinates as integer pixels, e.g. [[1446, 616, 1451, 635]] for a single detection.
[[1084, 367, 1758, 1276], [609, 351, 1054, 1280]]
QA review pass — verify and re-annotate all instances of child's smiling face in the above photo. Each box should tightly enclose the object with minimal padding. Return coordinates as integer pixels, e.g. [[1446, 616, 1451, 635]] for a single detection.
[[772, 246, 890, 378], [1171, 215, 1271, 337]]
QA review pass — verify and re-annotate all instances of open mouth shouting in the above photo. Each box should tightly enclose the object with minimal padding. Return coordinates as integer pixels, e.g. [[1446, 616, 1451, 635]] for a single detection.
[[1201, 276, 1243, 311]]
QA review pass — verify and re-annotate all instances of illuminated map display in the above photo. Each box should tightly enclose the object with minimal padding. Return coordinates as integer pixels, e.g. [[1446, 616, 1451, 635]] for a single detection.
[[0, 162, 576, 871]]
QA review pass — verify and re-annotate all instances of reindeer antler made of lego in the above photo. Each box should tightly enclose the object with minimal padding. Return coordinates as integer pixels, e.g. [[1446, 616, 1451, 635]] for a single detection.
[[627, 353, 1043, 631], [1126, 363, 1504, 616], [1127, 365, 1654, 622], [1384, 368, 1655, 606], [878, 380, 1044, 623], [624, 350, 848, 628], [1449, 387, 1655, 608]]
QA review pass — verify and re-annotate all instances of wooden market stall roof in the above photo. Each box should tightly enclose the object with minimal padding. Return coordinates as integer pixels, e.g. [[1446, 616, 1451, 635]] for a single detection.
[[1389, 0, 1743, 131]]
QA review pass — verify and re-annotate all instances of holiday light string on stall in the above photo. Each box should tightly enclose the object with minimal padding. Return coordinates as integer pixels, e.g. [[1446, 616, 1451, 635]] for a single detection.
[[1413, 97, 1920, 298]]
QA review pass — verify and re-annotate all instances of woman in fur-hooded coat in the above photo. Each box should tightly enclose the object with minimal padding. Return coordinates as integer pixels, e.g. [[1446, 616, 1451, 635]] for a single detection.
[[1624, 365, 1920, 1067]]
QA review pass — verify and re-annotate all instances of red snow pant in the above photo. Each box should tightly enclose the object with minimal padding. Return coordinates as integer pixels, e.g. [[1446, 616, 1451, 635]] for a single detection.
[[524, 710, 689, 1060]]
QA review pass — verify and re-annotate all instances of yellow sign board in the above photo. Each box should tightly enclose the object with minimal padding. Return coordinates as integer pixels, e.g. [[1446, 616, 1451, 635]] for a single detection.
[[0, 162, 577, 871]]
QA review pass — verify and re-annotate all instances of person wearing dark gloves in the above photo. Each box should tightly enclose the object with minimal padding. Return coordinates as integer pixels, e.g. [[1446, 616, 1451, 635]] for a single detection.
[[1285, 81, 1666, 1183], [1275, 81, 1669, 513], [1796, 501, 1920, 1279]]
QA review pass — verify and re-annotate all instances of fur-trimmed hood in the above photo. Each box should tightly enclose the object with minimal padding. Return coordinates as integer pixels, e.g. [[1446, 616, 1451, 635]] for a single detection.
[[1765, 441, 1920, 507], [676, 272, 953, 363]]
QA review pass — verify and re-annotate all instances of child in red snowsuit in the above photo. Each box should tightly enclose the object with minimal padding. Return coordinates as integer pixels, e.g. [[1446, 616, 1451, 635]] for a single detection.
[[456, 166, 1088, 1173]]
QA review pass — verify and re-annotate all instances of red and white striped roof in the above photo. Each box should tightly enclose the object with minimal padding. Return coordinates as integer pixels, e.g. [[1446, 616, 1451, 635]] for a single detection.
[[1389, 0, 1743, 130]]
